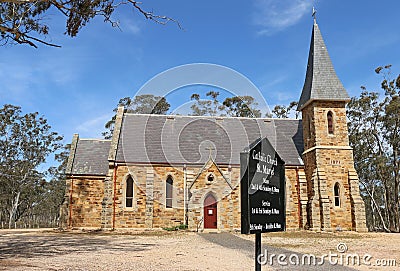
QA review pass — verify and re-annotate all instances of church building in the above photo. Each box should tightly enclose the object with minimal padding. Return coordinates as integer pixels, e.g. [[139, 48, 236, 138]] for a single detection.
[[61, 20, 367, 232]]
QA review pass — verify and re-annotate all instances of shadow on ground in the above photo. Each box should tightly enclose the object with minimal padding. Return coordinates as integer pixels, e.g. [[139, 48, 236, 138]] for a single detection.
[[199, 232, 359, 271], [0, 232, 154, 260]]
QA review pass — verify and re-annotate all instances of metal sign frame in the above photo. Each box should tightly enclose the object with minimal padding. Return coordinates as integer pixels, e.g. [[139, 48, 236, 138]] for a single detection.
[[240, 137, 286, 234]]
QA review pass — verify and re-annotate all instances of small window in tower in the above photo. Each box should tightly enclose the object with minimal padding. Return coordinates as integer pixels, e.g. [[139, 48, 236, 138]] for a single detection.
[[126, 176, 134, 208], [327, 111, 334, 134], [166, 176, 173, 208], [334, 183, 340, 207]]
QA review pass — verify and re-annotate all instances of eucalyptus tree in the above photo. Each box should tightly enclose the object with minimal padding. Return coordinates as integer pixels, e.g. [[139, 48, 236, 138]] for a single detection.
[[347, 65, 400, 232], [190, 91, 262, 118], [0, 104, 63, 228]]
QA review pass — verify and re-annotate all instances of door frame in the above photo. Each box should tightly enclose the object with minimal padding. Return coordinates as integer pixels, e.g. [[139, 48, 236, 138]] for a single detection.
[[203, 193, 218, 229]]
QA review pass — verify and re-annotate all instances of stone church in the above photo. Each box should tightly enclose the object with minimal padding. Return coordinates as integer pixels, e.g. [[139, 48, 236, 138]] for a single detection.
[[61, 20, 367, 232]]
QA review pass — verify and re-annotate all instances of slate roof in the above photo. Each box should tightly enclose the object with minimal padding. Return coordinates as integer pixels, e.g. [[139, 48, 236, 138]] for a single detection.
[[70, 139, 111, 175], [115, 114, 304, 166], [298, 22, 349, 110]]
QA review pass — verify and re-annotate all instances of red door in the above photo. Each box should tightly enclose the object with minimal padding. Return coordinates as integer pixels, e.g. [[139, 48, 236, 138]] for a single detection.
[[204, 194, 217, 229]]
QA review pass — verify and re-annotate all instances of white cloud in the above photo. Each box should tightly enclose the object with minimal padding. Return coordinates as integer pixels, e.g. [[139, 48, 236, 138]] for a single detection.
[[0, 63, 33, 101], [0, 47, 86, 106], [118, 17, 141, 35], [125, 21, 141, 35], [75, 113, 113, 137], [253, 0, 313, 35]]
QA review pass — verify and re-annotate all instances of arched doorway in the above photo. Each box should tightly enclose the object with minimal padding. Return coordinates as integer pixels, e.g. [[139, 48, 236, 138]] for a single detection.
[[204, 194, 217, 229]]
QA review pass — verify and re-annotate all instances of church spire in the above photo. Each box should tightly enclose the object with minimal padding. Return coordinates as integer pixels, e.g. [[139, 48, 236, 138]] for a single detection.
[[297, 15, 349, 111], [312, 6, 317, 24]]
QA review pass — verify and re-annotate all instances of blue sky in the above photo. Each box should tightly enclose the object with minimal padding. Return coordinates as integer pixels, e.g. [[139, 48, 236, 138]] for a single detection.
[[1, 0, 400, 145]]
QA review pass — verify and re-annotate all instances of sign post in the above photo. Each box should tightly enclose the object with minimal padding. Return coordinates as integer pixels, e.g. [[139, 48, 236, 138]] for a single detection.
[[240, 137, 285, 270]]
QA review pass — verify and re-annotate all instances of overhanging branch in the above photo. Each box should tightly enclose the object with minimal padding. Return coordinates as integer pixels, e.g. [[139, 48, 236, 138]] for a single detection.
[[0, 0, 181, 48]]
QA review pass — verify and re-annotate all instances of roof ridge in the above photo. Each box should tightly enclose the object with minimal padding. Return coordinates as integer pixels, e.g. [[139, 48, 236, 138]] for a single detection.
[[78, 138, 111, 142], [123, 112, 268, 119], [123, 112, 301, 121]]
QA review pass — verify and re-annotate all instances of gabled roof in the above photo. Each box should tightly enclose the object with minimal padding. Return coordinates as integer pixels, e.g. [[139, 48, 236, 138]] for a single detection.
[[297, 21, 349, 110], [68, 138, 111, 175], [115, 114, 304, 166]]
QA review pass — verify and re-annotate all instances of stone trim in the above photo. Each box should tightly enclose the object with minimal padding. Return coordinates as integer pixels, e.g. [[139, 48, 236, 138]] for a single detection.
[[303, 145, 352, 155], [65, 174, 107, 179], [297, 169, 308, 229], [122, 174, 137, 210], [348, 169, 368, 232], [101, 175, 113, 229], [66, 134, 79, 174], [317, 169, 332, 231], [298, 98, 350, 112], [326, 110, 335, 135], [308, 169, 322, 230], [333, 182, 341, 208], [307, 169, 332, 231], [145, 168, 154, 228], [163, 174, 178, 210], [201, 192, 219, 230], [108, 106, 124, 161], [190, 158, 233, 190]]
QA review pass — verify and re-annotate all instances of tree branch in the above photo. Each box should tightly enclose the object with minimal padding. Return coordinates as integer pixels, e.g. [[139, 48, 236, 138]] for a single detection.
[[128, 0, 182, 29], [1, 0, 181, 48]]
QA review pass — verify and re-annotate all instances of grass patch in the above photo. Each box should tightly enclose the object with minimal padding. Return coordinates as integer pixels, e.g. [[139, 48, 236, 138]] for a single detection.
[[162, 224, 188, 231]]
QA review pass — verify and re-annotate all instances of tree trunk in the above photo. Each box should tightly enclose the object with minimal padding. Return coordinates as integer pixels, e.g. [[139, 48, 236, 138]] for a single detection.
[[361, 181, 390, 232], [382, 179, 395, 231], [8, 192, 20, 229], [371, 186, 376, 231], [393, 149, 399, 232]]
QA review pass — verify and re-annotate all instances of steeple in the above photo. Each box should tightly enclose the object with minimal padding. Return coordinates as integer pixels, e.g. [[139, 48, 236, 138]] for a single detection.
[[297, 19, 349, 111]]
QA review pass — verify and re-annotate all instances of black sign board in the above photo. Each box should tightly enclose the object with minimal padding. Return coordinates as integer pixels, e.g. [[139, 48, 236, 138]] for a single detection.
[[240, 137, 285, 234]]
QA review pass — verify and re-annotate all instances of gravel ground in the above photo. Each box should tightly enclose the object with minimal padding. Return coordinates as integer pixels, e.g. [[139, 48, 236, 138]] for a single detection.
[[0, 229, 253, 271], [0, 229, 399, 271]]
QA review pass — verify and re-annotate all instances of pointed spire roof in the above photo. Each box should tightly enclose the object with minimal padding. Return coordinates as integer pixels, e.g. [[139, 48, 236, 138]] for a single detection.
[[297, 20, 349, 111]]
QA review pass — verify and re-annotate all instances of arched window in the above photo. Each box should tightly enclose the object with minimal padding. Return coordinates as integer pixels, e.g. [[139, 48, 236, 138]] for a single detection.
[[126, 176, 134, 208], [166, 176, 173, 208], [327, 111, 334, 134], [334, 183, 340, 207]]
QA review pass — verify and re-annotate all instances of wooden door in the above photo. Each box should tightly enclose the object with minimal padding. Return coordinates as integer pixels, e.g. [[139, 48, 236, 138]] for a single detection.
[[204, 194, 217, 229]]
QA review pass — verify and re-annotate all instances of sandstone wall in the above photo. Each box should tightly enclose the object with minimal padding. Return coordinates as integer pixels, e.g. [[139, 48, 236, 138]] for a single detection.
[[66, 164, 306, 231], [67, 177, 104, 228], [301, 101, 367, 231]]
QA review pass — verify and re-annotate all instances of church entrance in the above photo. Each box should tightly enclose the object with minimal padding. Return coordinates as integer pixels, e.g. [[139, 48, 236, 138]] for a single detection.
[[204, 194, 217, 229]]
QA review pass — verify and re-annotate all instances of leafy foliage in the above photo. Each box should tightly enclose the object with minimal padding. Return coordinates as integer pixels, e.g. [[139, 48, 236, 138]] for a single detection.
[[0, 0, 179, 48], [271, 101, 299, 119], [222, 96, 261, 117], [190, 91, 262, 117], [347, 65, 400, 232], [0, 104, 64, 228], [190, 91, 222, 116]]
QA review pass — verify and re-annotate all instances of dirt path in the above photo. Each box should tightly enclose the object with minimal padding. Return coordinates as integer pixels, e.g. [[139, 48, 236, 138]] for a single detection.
[[240, 231, 400, 271], [0, 230, 254, 271], [199, 233, 358, 271], [0, 229, 399, 271]]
